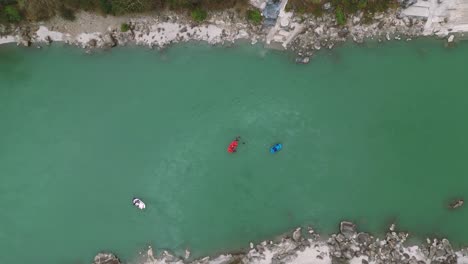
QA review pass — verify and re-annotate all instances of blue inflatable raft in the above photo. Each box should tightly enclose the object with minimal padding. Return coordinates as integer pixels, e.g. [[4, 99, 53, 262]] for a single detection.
[[270, 143, 282, 153]]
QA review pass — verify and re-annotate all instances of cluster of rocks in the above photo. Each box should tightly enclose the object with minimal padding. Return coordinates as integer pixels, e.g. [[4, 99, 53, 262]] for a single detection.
[[93, 253, 121, 264], [290, 10, 426, 57], [43, 11, 266, 50], [449, 199, 464, 209], [3, 25, 35, 47], [122, 11, 265, 49], [327, 222, 457, 264], [92, 221, 464, 264], [398, 0, 419, 9]]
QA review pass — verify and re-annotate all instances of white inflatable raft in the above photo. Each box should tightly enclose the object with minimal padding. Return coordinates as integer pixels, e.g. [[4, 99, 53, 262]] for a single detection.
[[132, 198, 146, 210]]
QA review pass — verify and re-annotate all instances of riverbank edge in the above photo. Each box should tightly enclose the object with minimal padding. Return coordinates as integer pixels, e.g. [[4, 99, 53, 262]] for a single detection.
[[94, 222, 468, 264], [0, 2, 456, 61]]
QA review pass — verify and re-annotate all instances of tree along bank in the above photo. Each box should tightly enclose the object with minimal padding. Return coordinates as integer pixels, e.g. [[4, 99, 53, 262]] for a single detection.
[[0, 0, 398, 25]]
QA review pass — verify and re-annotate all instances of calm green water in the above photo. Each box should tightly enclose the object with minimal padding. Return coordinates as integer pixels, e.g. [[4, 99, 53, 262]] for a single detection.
[[1, 41, 468, 264]]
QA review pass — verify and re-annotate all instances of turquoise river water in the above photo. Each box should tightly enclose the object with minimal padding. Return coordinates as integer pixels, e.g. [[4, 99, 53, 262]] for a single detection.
[[1, 40, 468, 264]]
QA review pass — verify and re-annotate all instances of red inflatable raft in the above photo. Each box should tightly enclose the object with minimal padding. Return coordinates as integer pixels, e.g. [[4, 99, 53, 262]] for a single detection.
[[227, 137, 240, 153]]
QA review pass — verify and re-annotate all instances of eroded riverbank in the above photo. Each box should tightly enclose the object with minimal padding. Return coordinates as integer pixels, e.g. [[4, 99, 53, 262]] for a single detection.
[[94, 222, 468, 264], [0, 0, 457, 60]]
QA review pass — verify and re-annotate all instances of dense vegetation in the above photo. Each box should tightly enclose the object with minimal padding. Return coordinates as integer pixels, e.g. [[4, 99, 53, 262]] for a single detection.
[[246, 9, 262, 24], [0, 0, 397, 25], [287, 0, 398, 24], [191, 8, 207, 22], [0, 0, 248, 23]]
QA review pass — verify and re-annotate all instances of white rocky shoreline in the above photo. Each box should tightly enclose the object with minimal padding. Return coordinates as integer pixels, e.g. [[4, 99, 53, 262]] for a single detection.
[[93, 221, 468, 264], [0, 0, 466, 62]]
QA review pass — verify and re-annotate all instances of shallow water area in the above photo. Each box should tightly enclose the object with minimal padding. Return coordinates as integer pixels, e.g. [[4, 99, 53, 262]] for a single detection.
[[1, 40, 468, 264]]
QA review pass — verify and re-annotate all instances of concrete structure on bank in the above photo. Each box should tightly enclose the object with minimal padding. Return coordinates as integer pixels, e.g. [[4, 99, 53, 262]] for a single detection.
[[402, 0, 468, 36]]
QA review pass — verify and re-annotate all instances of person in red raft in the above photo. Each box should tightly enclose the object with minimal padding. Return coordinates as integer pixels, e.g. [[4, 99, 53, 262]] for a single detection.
[[227, 136, 242, 153]]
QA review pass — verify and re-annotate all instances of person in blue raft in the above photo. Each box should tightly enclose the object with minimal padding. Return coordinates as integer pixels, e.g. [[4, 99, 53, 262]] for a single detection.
[[270, 143, 282, 153]]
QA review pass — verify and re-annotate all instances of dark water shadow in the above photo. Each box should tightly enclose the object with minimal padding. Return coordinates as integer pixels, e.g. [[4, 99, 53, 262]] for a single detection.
[[0, 44, 31, 86]]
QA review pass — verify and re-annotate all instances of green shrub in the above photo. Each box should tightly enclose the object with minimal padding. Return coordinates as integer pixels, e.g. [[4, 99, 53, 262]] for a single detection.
[[191, 8, 207, 22], [296, 6, 305, 14], [311, 5, 323, 17], [120, 22, 130, 32], [358, 0, 368, 10], [168, 0, 190, 10], [111, 0, 154, 15], [335, 6, 346, 25], [98, 0, 113, 14], [76, 0, 97, 10], [246, 9, 261, 24], [4, 5, 21, 23], [286, 0, 327, 15], [16, 0, 54, 21], [59, 5, 76, 21]]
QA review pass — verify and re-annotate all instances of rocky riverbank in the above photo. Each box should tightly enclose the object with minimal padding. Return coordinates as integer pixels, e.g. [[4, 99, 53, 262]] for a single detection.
[[0, 10, 265, 49], [0, 0, 453, 61], [92, 221, 468, 264]]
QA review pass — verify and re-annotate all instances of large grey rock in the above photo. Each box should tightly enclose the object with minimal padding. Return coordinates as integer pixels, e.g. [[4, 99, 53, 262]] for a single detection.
[[18, 27, 32, 47], [352, 15, 361, 25], [442, 238, 453, 253], [93, 253, 120, 264], [336, 233, 346, 243], [447, 35, 455, 43], [292, 228, 302, 241], [87, 39, 98, 48], [435, 248, 446, 257], [357, 233, 372, 245], [340, 221, 357, 239], [398, 0, 417, 8], [338, 28, 349, 38], [333, 250, 342, 258], [295, 56, 310, 64], [343, 250, 353, 259], [45, 36, 52, 45], [0, 24, 6, 35], [403, 17, 412, 27], [18, 37, 31, 47], [102, 33, 117, 48]]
